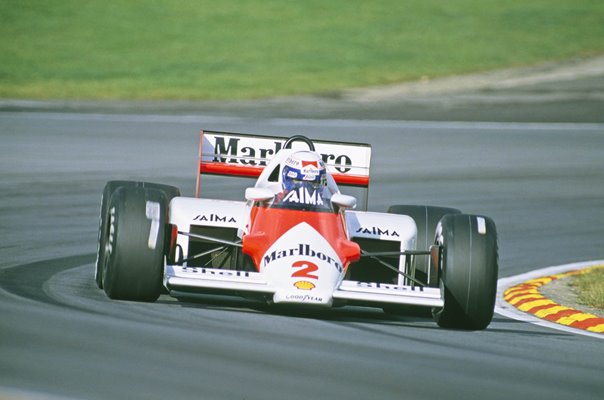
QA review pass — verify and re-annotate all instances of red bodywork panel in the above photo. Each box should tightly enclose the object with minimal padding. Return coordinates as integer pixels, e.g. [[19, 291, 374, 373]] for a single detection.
[[242, 207, 360, 271]]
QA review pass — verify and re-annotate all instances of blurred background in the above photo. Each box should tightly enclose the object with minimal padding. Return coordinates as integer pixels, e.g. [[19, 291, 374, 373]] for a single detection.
[[2, 0, 603, 100]]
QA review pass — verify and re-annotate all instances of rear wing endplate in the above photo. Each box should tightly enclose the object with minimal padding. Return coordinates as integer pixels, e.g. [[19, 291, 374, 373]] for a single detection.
[[197, 130, 372, 203]]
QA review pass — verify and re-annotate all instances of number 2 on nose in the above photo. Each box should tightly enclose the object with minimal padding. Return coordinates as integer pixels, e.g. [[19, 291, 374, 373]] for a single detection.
[[291, 260, 319, 279]]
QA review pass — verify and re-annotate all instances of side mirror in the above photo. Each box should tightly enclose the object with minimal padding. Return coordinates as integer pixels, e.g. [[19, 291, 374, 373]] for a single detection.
[[245, 187, 275, 202], [331, 193, 357, 209]]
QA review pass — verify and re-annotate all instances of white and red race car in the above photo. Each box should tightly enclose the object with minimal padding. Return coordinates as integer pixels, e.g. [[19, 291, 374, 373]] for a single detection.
[[95, 131, 498, 329]]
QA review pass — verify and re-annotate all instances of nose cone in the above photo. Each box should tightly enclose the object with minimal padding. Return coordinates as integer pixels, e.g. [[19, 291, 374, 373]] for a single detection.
[[261, 222, 344, 306]]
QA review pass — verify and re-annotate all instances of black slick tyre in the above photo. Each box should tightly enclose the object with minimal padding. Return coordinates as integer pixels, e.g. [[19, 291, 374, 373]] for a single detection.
[[432, 214, 498, 330], [96, 181, 179, 289], [101, 184, 175, 301]]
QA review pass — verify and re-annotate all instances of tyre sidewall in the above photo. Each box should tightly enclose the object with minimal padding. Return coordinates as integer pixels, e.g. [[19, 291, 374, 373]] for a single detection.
[[96, 181, 134, 288]]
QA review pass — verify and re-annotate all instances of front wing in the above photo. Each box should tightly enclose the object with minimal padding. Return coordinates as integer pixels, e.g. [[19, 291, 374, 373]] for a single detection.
[[164, 265, 444, 308]]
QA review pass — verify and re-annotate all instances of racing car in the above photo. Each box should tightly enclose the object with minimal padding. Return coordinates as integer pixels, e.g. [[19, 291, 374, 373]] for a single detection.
[[95, 131, 498, 330]]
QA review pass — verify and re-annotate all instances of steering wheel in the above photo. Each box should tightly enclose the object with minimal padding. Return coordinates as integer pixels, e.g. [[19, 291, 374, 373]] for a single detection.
[[283, 135, 316, 151]]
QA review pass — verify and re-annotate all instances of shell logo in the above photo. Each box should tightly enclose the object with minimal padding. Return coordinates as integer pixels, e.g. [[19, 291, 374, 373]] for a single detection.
[[294, 281, 316, 290]]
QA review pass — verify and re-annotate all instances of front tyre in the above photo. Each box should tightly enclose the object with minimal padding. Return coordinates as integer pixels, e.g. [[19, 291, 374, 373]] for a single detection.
[[432, 214, 498, 330], [102, 185, 171, 301], [95, 181, 179, 289]]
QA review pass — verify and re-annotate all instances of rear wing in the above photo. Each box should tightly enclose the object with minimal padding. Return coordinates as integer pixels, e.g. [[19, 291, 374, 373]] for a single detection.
[[196, 130, 372, 206]]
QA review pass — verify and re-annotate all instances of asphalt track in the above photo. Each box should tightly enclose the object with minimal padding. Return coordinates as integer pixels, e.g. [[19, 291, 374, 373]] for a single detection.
[[1, 91, 604, 398]]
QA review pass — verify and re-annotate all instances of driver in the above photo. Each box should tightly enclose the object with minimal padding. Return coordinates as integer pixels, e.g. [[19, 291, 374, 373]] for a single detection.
[[277, 151, 330, 210]]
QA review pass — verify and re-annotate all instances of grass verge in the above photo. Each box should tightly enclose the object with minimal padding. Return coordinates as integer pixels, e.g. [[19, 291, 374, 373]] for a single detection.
[[572, 267, 604, 311], [2, 1, 604, 100]]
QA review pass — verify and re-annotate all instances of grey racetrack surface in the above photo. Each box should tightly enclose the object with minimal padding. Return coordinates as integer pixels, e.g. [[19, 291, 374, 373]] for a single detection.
[[1, 78, 604, 399]]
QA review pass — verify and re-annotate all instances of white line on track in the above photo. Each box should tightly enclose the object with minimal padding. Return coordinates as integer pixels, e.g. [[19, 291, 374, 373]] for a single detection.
[[2, 111, 604, 131], [496, 260, 604, 339]]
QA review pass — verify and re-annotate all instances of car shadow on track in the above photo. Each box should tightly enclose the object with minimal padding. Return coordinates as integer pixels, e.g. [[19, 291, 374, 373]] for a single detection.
[[171, 292, 442, 328], [168, 293, 575, 336]]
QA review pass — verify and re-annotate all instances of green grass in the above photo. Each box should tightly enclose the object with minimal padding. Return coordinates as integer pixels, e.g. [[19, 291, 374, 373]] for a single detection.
[[572, 267, 604, 311], [1, 0, 604, 100]]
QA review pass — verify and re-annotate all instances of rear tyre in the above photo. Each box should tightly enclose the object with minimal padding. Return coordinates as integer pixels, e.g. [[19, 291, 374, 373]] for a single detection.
[[96, 181, 179, 289], [387, 205, 461, 287], [432, 214, 498, 330], [100, 184, 176, 301]]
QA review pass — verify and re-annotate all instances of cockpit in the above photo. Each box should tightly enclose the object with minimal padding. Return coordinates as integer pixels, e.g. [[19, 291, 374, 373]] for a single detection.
[[244, 135, 357, 213]]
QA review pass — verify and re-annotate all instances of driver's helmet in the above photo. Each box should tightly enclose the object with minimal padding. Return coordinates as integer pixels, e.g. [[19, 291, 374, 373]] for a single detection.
[[281, 151, 327, 191]]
